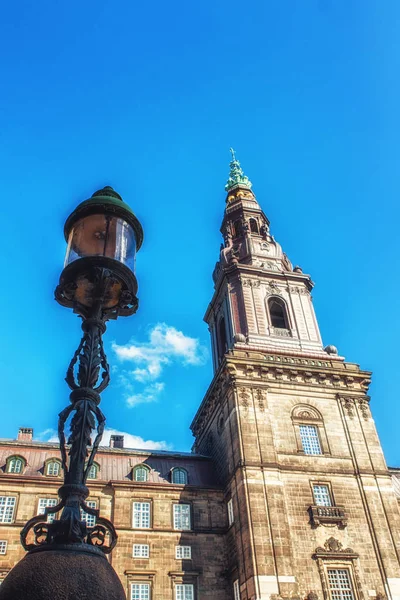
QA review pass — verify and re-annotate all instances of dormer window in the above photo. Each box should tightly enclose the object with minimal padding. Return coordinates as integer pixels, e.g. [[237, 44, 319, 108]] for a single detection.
[[268, 297, 290, 331], [133, 465, 150, 482], [87, 463, 99, 480], [171, 468, 188, 485], [6, 456, 25, 474], [45, 459, 61, 477]]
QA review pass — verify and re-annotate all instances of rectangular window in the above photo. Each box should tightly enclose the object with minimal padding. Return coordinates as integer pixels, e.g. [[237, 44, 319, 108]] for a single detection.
[[38, 498, 58, 523], [131, 583, 150, 600], [0, 541, 7, 555], [176, 545, 191, 559], [173, 504, 191, 530], [299, 425, 322, 455], [133, 544, 149, 558], [176, 584, 194, 600], [227, 499, 234, 526], [133, 502, 151, 529], [0, 497, 16, 524], [46, 462, 60, 476], [81, 501, 97, 528], [328, 569, 354, 600], [233, 579, 240, 600], [313, 484, 332, 506]]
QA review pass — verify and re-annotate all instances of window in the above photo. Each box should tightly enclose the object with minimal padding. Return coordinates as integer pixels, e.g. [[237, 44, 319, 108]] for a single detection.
[[0, 541, 7, 555], [131, 583, 150, 600], [133, 502, 151, 529], [234, 579, 240, 600], [176, 545, 191, 559], [173, 504, 191, 530], [46, 461, 61, 477], [172, 468, 188, 485], [249, 218, 259, 233], [0, 497, 16, 523], [233, 220, 242, 238], [81, 500, 97, 528], [268, 297, 289, 330], [176, 584, 194, 600], [87, 464, 98, 480], [217, 316, 228, 362], [134, 466, 149, 482], [299, 425, 322, 455], [227, 499, 234, 526], [38, 498, 58, 523], [313, 485, 332, 506], [328, 569, 354, 600], [7, 457, 24, 474], [133, 544, 149, 558]]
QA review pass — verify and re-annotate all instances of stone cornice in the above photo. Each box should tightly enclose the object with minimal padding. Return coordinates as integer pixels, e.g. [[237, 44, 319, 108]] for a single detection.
[[190, 353, 372, 439]]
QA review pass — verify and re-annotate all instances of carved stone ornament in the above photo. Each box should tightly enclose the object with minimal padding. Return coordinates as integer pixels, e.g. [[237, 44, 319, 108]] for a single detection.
[[341, 397, 355, 418], [307, 593, 319, 600], [239, 387, 250, 409], [256, 389, 265, 412], [357, 398, 370, 420], [314, 537, 356, 557]]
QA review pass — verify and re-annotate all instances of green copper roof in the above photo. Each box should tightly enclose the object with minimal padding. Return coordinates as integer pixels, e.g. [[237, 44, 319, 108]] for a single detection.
[[225, 148, 252, 191]]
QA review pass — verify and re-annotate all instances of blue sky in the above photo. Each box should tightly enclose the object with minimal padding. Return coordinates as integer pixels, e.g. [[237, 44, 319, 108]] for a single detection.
[[1, 1, 400, 463]]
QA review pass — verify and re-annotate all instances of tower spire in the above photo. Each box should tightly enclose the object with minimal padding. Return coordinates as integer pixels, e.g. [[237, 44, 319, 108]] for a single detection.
[[225, 148, 252, 191]]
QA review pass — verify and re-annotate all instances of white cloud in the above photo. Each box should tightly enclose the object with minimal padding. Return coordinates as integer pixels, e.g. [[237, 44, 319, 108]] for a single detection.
[[112, 323, 207, 407], [36, 427, 172, 451]]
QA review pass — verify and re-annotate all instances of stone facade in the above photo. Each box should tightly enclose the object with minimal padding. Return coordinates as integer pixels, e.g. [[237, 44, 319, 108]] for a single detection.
[[1, 157, 400, 600]]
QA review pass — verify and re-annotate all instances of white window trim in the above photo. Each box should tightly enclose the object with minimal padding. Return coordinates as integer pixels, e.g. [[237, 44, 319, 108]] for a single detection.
[[46, 461, 61, 477], [130, 582, 151, 600], [299, 424, 322, 455], [176, 545, 192, 559], [0, 541, 7, 555], [38, 498, 58, 523], [81, 500, 97, 528], [0, 496, 16, 524], [173, 504, 191, 531], [234, 579, 240, 600], [132, 502, 151, 529], [133, 544, 150, 558], [175, 583, 194, 600], [227, 498, 234, 526]]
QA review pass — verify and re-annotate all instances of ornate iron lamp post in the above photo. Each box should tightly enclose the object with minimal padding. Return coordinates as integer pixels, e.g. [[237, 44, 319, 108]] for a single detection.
[[0, 186, 143, 600]]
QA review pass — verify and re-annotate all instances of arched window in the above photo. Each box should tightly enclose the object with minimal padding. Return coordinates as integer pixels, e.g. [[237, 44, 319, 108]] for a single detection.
[[6, 456, 25, 474], [171, 467, 188, 485], [133, 465, 150, 482], [233, 220, 242, 238], [45, 459, 61, 477], [249, 218, 259, 233], [268, 297, 289, 330], [291, 405, 330, 456], [217, 317, 228, 361], [87, 463, 99, 480]]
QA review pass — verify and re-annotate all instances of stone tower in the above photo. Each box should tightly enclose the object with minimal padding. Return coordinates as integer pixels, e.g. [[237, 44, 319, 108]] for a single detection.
[[191, 151, 400, 600]]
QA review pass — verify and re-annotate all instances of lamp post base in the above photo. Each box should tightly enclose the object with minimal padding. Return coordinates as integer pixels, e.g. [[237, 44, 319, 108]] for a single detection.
[[0, 544, 125, 600]]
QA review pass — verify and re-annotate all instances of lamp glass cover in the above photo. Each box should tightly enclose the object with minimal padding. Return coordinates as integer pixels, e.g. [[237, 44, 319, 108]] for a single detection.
[[65, 214, 137, 272]]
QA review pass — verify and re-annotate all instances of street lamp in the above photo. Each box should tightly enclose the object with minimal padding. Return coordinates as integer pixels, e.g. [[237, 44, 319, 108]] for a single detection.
[[0, 186, 143, 600]]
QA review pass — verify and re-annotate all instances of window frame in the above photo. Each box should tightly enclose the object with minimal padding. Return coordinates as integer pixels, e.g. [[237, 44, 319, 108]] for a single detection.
[[0, 496, 17, 524], [130, 582, 151, 600], [312, 483, 334, 507], [81, 500, 97, 528], [6, 456, 25, 475], [133, 544, 150, 558], [0, 541, 7, 555], [45, 458, 62, 477], [292, 405, 330, 456], [171, 467, 188, 485], [233, 579, 240, 600], [327, 568, 356, 600], [132, 501, 151, 529], [86, 462, 99, 480], [267, 296, 291, 331], [299, 424, 323, 455], [175, 545, 192, 559], [175, 583, 194, 600], [227, 498, 234, 527], [173, 503, 192, 531], [38, 497, 59, 523], [133, 465, 150, 483]]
